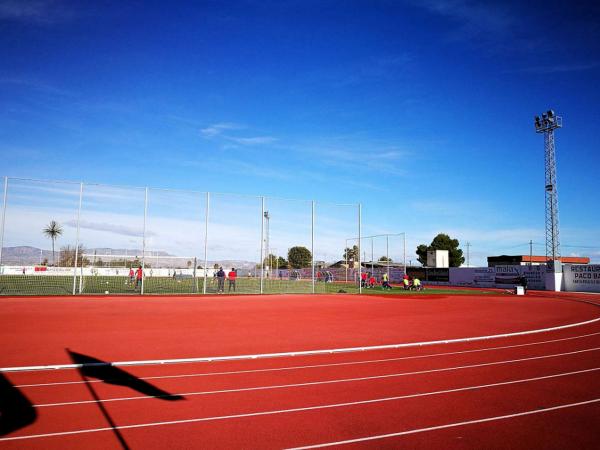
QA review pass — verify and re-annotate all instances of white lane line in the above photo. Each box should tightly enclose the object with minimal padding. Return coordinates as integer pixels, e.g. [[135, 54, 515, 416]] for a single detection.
[[15, 331, 600, 389], [3, 316, 599, 373], [286, 398, 600, 449], [2, 367, 599, 442], [32, 347, 600, 408]]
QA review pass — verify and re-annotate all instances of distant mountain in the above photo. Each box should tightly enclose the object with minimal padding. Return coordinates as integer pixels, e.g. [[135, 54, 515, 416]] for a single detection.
[[0, 246, 53, 265]]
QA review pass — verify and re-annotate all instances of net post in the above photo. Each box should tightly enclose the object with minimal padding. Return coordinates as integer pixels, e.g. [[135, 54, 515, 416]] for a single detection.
[[371, 237, 374, 275], [141, 187, 148, 295], [79, 264, 83, 293], [203, 192, 209, 295], [72, 182, 84, 295], [260, 196, 265, 294], [345, 238, 348, 284], [0, 176, 8, 272], [403, 232, 406, 277], [193, 257, 197, 293], [358, 203, 362, 294], [311, 200, 315, 294], [386, 234, 389, 282]]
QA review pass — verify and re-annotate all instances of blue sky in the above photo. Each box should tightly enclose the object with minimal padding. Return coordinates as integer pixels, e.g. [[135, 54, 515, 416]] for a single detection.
[[1, 0, 599, 265]]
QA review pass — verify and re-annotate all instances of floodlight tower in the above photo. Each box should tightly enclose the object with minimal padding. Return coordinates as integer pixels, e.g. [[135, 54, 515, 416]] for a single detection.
[[534, 109, 562, 271]]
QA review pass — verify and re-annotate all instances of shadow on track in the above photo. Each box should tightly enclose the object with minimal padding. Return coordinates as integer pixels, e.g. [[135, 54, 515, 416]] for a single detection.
[[67, 350, 185, 400], [67, 349, 185, 449], [0, 372, 37, 436]]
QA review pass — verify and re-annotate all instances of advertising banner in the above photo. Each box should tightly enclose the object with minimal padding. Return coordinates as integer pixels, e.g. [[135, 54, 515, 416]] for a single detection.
[[563, 264, 600, 293], [449, 265, 546, 290]]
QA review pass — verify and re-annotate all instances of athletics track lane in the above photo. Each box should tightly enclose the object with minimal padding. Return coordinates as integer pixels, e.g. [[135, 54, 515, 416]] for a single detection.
[[1, 293, 597, 368], [2, 310, 599, 449]]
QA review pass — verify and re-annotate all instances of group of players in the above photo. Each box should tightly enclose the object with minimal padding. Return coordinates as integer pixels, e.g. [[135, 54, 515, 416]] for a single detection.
[[213, 267, 237, 293], [360, 271, 423, 291]]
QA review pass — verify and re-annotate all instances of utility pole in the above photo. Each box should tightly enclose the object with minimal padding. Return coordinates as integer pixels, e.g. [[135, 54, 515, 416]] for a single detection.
[[466, 242, 471, 267], [529, 240, 533, 266]]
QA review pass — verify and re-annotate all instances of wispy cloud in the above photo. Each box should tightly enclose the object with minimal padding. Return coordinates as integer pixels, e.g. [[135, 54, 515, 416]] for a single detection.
[[411, 0, 514, 37], [64, 219, 156, 238], [199, 122, 244, 138], [508, 62, 600, 74], [225, 136, 278, 145], [200, 122, 277, 146], [0, 77, 73, 96], [0, 0, 76, 24]]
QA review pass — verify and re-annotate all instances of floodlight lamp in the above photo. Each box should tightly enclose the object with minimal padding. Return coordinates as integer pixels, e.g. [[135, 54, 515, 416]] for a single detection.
[[547, 110, 554, 118], [542, 112, 548, 119]]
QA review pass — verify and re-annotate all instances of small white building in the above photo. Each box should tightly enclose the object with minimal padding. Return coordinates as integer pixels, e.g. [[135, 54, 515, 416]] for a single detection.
[[427, 250, 449, 268]]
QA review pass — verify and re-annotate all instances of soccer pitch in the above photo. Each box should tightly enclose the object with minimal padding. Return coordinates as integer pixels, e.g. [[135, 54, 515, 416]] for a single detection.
[[0, 275, 494, 296]]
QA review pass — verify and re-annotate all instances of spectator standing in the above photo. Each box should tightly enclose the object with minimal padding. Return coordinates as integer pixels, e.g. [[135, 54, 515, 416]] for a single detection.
[[217, 267, 226, 293], [228, 268, 237, 292]]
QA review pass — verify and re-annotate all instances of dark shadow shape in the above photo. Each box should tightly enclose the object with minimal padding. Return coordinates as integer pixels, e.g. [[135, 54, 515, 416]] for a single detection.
[[67, 350, 185, 450], [0, 372, 37, 436], [67, 350, 185, 401]]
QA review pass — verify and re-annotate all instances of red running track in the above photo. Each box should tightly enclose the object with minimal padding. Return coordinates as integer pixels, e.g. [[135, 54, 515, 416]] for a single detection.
[[1, 292, 599, 449]]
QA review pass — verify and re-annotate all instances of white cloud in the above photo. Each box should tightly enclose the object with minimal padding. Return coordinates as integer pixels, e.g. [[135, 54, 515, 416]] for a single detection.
[[199, 122, 244, 138], [225, 136, 278, 145]]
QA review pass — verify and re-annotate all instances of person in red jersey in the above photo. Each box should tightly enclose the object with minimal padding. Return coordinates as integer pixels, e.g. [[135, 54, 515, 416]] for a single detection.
[[368, 274, 376, 288], [135, 266, 143, 289], [129, 268, 135, 284], [361, 271, 367, 288], [228, 268, 237, 292]]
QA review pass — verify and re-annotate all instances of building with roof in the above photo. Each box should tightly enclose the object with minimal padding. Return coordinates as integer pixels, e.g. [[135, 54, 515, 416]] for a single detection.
[[487, 255, 590, 267]]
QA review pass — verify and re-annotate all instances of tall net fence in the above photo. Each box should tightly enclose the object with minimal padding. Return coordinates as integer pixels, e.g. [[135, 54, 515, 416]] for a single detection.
[[0, 177, 363, 296], [346, 233, 407, 286]]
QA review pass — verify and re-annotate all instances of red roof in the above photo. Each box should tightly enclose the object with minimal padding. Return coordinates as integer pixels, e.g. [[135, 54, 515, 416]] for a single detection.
[[521, 255, 590, 264]]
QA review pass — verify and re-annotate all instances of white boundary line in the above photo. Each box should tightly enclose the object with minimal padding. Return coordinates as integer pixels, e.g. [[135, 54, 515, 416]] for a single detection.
[[2, 316, 599, 373], [2, 367, 599, 442], [16, 331, 600, 389], [31, 347, 600, 408], [286, 397, 600, 449]]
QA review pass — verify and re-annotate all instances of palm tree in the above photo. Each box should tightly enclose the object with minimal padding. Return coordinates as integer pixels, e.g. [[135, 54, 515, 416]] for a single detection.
[[43, 220, 63, 266]]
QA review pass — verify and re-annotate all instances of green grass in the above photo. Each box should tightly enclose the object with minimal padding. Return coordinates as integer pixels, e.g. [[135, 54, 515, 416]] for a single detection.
[[0, 275, 497, 296]]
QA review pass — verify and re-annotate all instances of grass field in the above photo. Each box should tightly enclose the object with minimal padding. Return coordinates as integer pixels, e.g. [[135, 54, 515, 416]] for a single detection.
[[0, 275, 498, 296]]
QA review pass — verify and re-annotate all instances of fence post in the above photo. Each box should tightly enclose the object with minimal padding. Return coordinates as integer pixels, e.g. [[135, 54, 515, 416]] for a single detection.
[[358, 203, 362, 294], [386, 234, 390, 281], [403, 232, 406, 276], [0, 177, 8, 272], [203, 192, 209, 294], [311, 200, 315, 294], [371, 237, 374, 275], [72, 182, 83, 295], [260, 197, 265, 294], [141, 187, 148, 295]]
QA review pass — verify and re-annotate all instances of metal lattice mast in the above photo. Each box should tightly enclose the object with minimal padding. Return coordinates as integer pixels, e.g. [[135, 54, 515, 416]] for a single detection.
[[534, 109, 562, 267]]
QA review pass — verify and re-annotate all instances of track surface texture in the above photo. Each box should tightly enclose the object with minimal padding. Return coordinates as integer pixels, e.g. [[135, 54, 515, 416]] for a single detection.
[[1, 291, 599, 449]]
